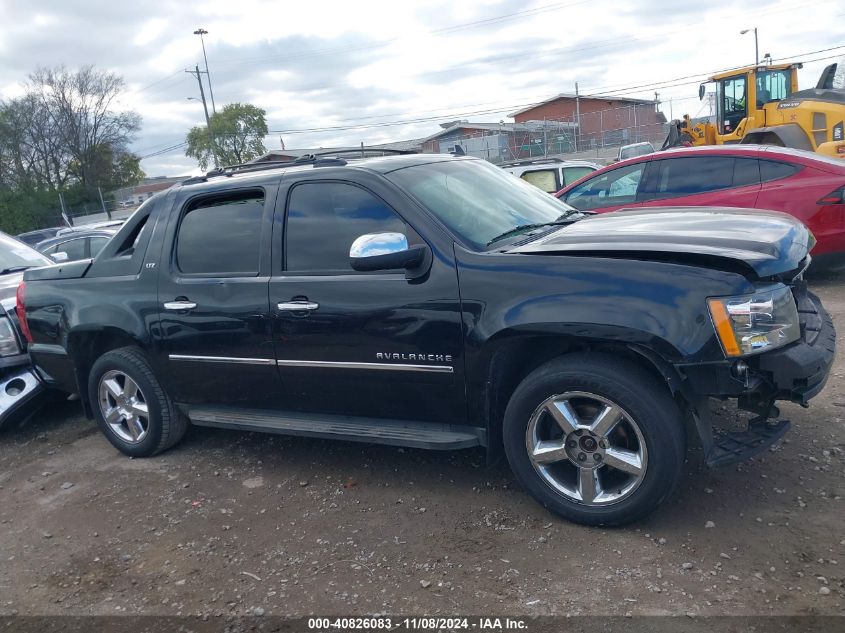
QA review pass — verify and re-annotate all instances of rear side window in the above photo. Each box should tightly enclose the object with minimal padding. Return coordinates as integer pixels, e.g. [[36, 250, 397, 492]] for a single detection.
[[521, 169, 559, 193], [285, 182, 406, 273], [89, 236, 110, 257], [176, 192, 264, 275], [55, 238, 87, 260], [760, 160, 800, 182], [732, 158, 760, 187], [562, 166, 595, 186], [653, 156, 754, 198]]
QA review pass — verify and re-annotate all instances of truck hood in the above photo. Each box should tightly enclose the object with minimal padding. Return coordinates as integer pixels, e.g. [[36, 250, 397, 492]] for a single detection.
[[509, 207, 812, 278]]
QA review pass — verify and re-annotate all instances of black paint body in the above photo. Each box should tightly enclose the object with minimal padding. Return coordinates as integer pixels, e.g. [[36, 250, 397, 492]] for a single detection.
[[21, 155, 835, 452]]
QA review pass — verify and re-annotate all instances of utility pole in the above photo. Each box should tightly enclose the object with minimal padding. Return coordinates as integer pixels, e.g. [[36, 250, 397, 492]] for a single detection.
[[542, 117, 547, 156], [193, 28, 216, 114], [574, 82, 580, 153], [187, 65, 219, 168]]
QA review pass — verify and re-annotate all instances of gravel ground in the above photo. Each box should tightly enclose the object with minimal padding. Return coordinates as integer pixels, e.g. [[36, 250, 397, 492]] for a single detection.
[[0, 272, 842, 618]]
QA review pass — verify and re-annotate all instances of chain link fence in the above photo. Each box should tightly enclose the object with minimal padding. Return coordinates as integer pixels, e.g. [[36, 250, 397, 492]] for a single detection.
[[421, 103, 669, 165], [21, 196, 136, 232]]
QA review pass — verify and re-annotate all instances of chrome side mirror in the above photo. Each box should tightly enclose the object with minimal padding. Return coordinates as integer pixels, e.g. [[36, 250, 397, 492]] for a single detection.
[[349, 232, 426, 272], [50, 252, 69, 262]]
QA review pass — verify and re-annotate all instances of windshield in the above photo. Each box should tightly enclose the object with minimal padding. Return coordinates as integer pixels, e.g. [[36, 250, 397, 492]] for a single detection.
[[0, 233, 52, 272], [386, 159, 579, 249]]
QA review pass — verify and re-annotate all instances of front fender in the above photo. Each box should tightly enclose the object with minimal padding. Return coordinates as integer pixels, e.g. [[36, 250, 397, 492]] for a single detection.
[[455, 249, 755, 425]]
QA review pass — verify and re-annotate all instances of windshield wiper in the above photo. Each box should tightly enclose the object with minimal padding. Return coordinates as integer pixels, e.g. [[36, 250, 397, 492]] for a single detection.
[[486, 223, 549, 246], [486, 213, 584, 246], [0, 266, 31, 275]]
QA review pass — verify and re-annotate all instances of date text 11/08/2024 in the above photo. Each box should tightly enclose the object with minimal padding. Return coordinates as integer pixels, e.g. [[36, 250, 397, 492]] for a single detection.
[[307, 617, 527, 630]]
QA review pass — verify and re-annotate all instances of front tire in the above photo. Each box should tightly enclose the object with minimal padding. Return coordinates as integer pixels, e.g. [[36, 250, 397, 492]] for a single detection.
[[88, 347, 187, 457], [503, 353, 685, 526]]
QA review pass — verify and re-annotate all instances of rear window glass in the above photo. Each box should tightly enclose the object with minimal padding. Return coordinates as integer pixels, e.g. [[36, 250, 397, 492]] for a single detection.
[[521, 170, 559, 193]]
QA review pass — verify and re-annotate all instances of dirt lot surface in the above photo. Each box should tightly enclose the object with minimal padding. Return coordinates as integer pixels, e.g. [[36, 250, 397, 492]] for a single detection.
[[0, 274, 843, 619]]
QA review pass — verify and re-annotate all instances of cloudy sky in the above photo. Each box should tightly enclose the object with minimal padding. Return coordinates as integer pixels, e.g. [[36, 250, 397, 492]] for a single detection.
[[1, 0, 842, 176]]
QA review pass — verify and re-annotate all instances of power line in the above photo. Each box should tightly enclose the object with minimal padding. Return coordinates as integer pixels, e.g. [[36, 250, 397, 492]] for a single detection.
[[264, 50, 845, 135], [137, 44, 844, 160]]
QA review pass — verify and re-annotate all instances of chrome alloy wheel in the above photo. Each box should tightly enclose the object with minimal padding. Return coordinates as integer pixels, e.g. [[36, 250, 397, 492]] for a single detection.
[[98, 370, 150, 444], [525, 391, 648, 506]]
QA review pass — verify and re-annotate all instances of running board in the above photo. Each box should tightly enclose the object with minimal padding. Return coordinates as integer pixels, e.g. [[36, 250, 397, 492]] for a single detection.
[[184, 406, 485, 450]]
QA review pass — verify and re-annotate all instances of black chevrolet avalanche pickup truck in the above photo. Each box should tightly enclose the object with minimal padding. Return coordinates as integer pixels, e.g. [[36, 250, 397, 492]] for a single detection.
[[18, 154, 836, 525]]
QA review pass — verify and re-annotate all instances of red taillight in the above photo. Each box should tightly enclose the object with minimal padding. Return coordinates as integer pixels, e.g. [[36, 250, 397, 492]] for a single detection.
[[15, 282, 33, 344], [817, 185, 845, 205]]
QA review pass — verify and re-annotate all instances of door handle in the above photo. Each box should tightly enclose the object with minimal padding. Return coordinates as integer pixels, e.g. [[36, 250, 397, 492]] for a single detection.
[[163, 300, 198, 311], [277, 301, 319, 312]]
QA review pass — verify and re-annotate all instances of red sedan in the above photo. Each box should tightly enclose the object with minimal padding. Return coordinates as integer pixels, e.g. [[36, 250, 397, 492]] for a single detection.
[[556, 145, 845, 266]]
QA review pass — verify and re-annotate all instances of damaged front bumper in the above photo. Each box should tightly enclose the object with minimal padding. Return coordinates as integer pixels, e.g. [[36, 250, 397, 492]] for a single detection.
[[0, 366, 48, 429], [678, 286, 836, 467]]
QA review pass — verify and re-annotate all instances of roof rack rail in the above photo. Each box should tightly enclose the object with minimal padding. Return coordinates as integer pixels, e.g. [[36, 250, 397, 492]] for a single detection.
[[179, 148, 416, 185], [500, 157, 569, 167]]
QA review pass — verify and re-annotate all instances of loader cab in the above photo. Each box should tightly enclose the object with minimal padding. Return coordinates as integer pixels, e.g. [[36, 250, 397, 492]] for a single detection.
[[709, 64, 799, 139]]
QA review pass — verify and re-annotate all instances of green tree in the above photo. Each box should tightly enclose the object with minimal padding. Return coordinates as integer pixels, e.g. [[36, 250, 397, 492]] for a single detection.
[[27, 65, 141, 190], [185, 103, 268, 170], [0, 65, 143, 234], [68, 144, 145, 192]]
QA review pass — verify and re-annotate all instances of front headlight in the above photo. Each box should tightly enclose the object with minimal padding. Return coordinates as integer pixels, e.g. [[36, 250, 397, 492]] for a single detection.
[[707, 285, 800, 357], [0, 316, 21, 356]]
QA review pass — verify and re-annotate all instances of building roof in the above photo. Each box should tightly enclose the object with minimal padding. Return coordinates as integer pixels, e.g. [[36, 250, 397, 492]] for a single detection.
[[253, 138, 426, 163], [131, 181, 177, 195], [509, 93, 658, 117], [421, 120, 577, 144]]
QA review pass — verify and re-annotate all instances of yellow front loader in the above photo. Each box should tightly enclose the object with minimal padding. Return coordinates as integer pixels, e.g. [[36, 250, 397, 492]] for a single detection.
[[663, 62, 845, 158]]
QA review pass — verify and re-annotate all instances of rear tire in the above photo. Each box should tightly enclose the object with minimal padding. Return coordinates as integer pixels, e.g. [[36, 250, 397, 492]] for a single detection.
[[88, 346, 187, 457], [503, 353, 685, 526]]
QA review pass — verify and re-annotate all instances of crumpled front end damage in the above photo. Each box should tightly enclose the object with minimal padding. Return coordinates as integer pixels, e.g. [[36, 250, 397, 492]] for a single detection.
[[0, 365, 46, 428]]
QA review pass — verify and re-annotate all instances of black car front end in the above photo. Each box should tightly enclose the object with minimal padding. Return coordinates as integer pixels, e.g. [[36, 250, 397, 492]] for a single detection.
[[677, 273, 836, 467], [0, 297, 48, 429]]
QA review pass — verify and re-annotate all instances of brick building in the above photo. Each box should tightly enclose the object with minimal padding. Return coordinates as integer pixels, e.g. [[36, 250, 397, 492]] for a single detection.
[[421, 120, 577, 162], [510, 94, 666, 149]]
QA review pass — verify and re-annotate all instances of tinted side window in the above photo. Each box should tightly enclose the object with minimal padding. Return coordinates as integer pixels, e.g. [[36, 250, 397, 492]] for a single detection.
[[89, 236, 110, 257], [562, 166, 595, 186], [654, 157, 735, 198], [732, 158, 760, 188], [285, 182, 406, 273], [760, 160, 800, 182], [564, 163, 645, 211], [56, 238, 87, 260], [176, 192, 264, 275]]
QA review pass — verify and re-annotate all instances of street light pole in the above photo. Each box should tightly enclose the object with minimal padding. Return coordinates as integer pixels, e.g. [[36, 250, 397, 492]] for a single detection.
[[740, 27, 758, 65], [193, 28, 216, 114]]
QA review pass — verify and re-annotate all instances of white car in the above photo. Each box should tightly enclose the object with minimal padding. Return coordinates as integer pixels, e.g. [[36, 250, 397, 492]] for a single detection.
[[502, 159, 601, 194], [616, 142, 654, 162]]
